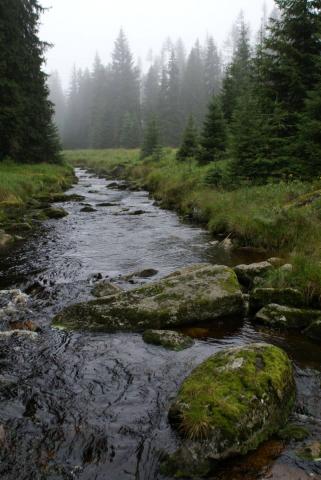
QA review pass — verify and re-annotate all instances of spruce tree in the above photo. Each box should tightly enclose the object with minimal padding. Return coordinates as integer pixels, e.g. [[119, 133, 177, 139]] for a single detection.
[[221, 18, 251, 123], [176, 116, 199, 161], [0, 0, 60, 163], [197, 96, 226, 165], [140, 117, 161, 159]]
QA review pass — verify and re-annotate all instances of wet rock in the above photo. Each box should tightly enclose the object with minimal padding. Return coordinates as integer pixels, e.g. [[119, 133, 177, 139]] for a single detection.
[[80, 206, 97, 213], [43, 207, 69, 219], [234, 261, 274, 287], [0, 330, 38, 339], [128, 210, 146, 215], [250, 288, 304, 312], [304, 320, 321, 341], [255, 304, 321, 330], [0, 289, 29, 308], [123, 268, 158, 281], [92, 281, 122, 298], [106, 182, 119, 188], [53, 264, 245, 332], [0, 230, 14, 249], [88, 190, 100, 194], [143, 329, 194, 351], [96, 202, 118, 207], [162, 343, 295, 478]]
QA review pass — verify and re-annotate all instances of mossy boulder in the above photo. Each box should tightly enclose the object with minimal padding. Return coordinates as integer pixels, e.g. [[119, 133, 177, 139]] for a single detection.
[[255, 304, 321, 330], [250, 288, 304, 312], [143, 329, 194, 351], [234, 261, 274, 287], [162, 343, 295, 478], [92, 281, 122, 298], [35, 193, 84, 203], [43, 207, 68, 219], [304, 320, 321, 341], [53, 264, 245, 332]]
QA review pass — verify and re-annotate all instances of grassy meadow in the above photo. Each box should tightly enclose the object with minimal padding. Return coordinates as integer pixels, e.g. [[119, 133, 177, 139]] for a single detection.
[[0, 160, 74, 222], [65, 148, 321, 304]]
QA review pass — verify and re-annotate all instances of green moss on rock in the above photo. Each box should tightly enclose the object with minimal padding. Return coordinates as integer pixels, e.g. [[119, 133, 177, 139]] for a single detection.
[[143, 329, 194, 351], [53, 264, 245, 332], [255, 304, 321, 330], [163, 343, 295, 478], [43, 207, 68, 219], [250, 288, 305, 312]]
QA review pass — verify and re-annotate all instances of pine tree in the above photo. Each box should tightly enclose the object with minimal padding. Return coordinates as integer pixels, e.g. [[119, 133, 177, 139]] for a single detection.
[[0, 0, 60, 163], [140, 116, 161, 159], [176, 116, 199, 161], [197, 96, 226, 165], [120, 112, 141, 148]]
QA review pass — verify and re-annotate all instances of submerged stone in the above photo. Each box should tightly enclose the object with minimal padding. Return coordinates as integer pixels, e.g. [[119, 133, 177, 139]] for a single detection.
[[250, 288, 304, 312], [255, 304, 321, 330], [162, 343, 295, 478], [53, 264, 245, 332], [143, 329, 194, 351]]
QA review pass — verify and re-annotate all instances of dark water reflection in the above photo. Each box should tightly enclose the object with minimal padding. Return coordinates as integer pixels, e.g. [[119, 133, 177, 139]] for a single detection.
[[0, 169, 320, 480]]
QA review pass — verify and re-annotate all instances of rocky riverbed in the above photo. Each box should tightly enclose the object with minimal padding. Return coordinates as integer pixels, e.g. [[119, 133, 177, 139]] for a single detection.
[[0, 169, 321, 480]]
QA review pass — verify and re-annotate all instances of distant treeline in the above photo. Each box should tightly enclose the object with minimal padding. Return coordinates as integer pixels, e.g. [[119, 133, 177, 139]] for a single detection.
[[0, 0, 60, 164]]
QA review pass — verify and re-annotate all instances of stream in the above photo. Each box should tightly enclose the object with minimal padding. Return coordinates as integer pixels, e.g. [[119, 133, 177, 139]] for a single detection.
[[0, 168, 321, 480]]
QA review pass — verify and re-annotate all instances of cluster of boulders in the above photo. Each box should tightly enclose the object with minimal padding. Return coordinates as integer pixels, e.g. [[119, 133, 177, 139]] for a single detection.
[[233, 258, 321, 342], [52, 257, 321, 476]]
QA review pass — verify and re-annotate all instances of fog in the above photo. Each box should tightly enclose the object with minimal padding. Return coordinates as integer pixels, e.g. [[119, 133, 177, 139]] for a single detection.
[[40, 0, 275, 88]]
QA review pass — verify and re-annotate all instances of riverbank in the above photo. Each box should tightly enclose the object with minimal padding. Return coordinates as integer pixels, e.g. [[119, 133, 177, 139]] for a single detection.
[[0, 161, 75, 247], [65, 149, 321, 306]]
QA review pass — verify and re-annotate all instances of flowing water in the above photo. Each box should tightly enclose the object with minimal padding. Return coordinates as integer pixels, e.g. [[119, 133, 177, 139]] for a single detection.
[[0, 168, 320, 480]]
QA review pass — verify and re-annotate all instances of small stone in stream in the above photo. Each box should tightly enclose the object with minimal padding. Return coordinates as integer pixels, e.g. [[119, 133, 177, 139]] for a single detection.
[[80, 206, 97, 213], [44, 207, 68, 219], [96, 202, 118, 207], [143, 330, 194, 351], [92, 281, 122, 298], [255, 304, 321, 330], [106, 182, 118, 188], [123, 268, 158, 281], [88, 190, 100, 194], [128, 210, 146, 215], [0, 330, 38, 339]]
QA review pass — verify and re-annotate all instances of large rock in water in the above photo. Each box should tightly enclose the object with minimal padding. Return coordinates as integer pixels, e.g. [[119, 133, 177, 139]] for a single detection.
[[162, 343, 295, 478], [53, 264, 245, 332], [255, 303, 321, 330]]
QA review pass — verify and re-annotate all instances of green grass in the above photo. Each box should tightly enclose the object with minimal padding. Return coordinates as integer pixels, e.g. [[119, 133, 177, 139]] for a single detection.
[[64, 148, 321, 305], [0, 160, 74, 222]]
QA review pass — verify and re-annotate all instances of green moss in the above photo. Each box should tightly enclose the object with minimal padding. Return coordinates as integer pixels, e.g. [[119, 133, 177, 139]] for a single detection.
[[169, 344, 295, 441], [278, 424, 310, 441]]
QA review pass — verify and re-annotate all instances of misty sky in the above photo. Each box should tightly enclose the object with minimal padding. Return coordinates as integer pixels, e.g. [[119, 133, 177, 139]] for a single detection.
[[40, 0, 275, 89]]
